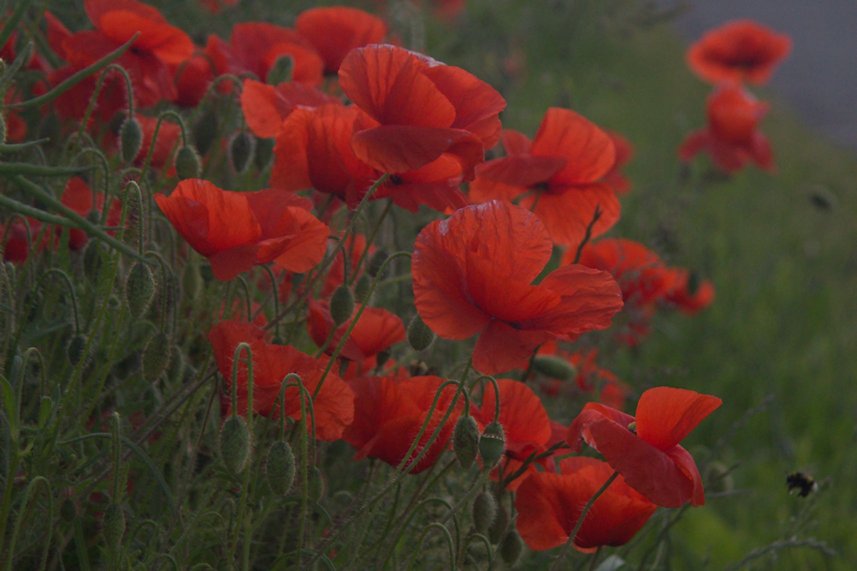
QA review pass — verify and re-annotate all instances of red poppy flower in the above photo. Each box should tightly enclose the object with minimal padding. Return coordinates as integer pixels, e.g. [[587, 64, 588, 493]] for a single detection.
[[515, 456, 657, 551], [295, 7, 387, 74], [1, 218, 45, 264], [470, 108, 621, 247], [206, 23, 323, 86], [343, 374, 462, 473], [412, 201, 623, 374], [567, 386, 722, 507], [154, 179, 329, 280], [338, 44, 505, 178], [679, 82, 773, 173], [173, 52, 215, 108], [241, 79, 337, 139], [664, 269, 716, 314], [208, 320, 354, 441], [307, 299, 405, 366], [687, 20, 791, 85], [60, 177, 122, 250], [472, 379, 555, 489]]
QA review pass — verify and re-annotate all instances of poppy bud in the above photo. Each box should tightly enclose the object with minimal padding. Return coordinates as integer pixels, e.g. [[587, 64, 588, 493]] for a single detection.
[[193, 109, 218, 155], [375, 349, 391, 370], [407, 315, 435, 351], [0, 114, 6, 145], [82, 240, 107, 283], [220, 415, 252, 475], [255, 137, 274, 171], [532, 355, 576, 380], [125, 262, 157, 319], [167, 344, 184, 383], [66, 334, 88, 367], [175, 145, 202, 180], [266, 440, 296, 496], [488, 505, 509, 544], [142, 331, 172, 382], [119, 116, 143, 163], [60, 497, 77, 522], [479, 421, 506, 469], [499, 529, 523, 565], [330, 285, 354, 326], [309, 465, 326, 502], [453, 414, 480, 469], [228, 131, 255, 174], [102, 503, 125, 550], [266, 55, 294, 85], [367, 249, 388, 277], [353, 274, 372, 304], [472, 491, 497, 533]]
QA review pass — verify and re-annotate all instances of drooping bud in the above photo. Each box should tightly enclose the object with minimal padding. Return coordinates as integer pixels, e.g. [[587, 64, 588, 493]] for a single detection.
[[102, 503, 126, 550], [174, 145, 202, 180], [353, 274, 372, 304], [265, 440, 296, 496], [330, 285, 354, 326], [488, 505, 509, 544], [228, 131, 255, 174], [532, 355, 576, 381], [266, 55, 294, 85], [66, 334, 88, 367], [220, 415, 252, 475], [478, 421, 506, 469], [499, 529, 523, 565], [82, 240, 108, 283], [407, 315, 435, 351], [367, 249, 389, 278], [167, 344, 184, 383], [118, 116, 143, 163], [453, 414, 480, 469], [193, 108, 218, 155], [472, 491, 497, 534], [125, 262, 157, 319], [142, 331, 172, 382]]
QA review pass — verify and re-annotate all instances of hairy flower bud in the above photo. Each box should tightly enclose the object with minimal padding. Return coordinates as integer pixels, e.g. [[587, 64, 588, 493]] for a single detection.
[[266, 440, 296, 496], [119, 116, 143, 163], [353, 274, 372, 304], [330, 285, 354, 326], [453, 414, 480, 469], [175, 145, 202, 180], [66, 334, 88, 367], [228, 131, 255, 174], [142, 331, 172, 382], [479, 421, 506, 469], [102, 503, 126, 551], [193, 109, 218, 155], [472, 491, 497, 534], [220, 415, 252, 475], [407, 315, 436, 351], [499, 529, 523, 565], [125, 262, 157, 319], [367, 249, 388, 278], [488, 504, 509, 544], [532, 354, 576, 381]]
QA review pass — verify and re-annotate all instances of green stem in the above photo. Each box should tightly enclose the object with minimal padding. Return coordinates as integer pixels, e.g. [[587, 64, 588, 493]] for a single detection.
[[550, 471, 619, 569]]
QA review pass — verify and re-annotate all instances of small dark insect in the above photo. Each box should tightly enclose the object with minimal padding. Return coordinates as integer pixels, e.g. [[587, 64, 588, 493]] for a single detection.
[[786, 471, 818, 498]]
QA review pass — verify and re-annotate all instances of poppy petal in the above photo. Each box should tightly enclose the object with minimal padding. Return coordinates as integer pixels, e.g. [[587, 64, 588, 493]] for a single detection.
[[635, 386, 722, 451], [532, 108, 615, 185]]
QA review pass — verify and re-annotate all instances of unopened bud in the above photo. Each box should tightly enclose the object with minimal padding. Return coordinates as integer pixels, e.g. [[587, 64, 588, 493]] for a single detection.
[[472, 491, 497, 534], [193, 109, 218, 155], [367, 249, 388, 278], [102, 503, 125, 550], [330, 285, 354, 326], [66, 334, 88, 366], [353, 274, 372, 304], [532, 355, 576, 381], [60, 497, 77, 522], [453, 414, 480, 469], [479, 421, 506, 469], [119, 116, 143, 163], [142, 331, 171, 382], [228, 131, 255, 174], [407, 315, 435, 351], [82, 240, 107, 283], [0, 114, 6, 145], [125, 262, 157, 319], [687, 270, 700, 296], [255, 137, 274, 170], [220, 415, 252, 475], [175, 145, 202, 180], [266, 440, 296, 496], [266, 55, 294, 85], [488, 505, 509, 544], [499, 529, 523, 565]]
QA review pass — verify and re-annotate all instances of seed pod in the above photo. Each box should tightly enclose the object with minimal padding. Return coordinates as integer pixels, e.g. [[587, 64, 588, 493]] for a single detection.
[[488, 505, 509, 544], [532, 355, 576, 381], [499, 529, 523, 565], [266, 440, 296, 496], [66, 334, 88, 367], [407, 315, 435, 351], [118, 116, 143, 163], [330, 285, 354, 326], [472, 491, 497, 534], [142, 331, 171, 382], [102, 503, 126, 550], [453, 414, 480, 469], [174, 145, 202, 180], [125, 262, 157, 319], [220, 415, 252, 475], [367, 249, 388, 277], [228, 131, 255, 174], [479, 421, 506, 469]]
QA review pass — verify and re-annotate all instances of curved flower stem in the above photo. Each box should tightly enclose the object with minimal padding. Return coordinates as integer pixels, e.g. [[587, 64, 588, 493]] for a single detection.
[[571, 205, 602, 264], [550, 470, 619, 570]]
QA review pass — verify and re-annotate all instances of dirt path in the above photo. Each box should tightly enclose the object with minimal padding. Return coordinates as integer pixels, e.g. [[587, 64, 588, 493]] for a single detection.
[[676, 0, 857, 151]]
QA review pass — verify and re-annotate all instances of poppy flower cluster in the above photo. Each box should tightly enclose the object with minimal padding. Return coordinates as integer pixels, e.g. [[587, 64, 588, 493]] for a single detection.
[[681, 20, 790, 173]]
